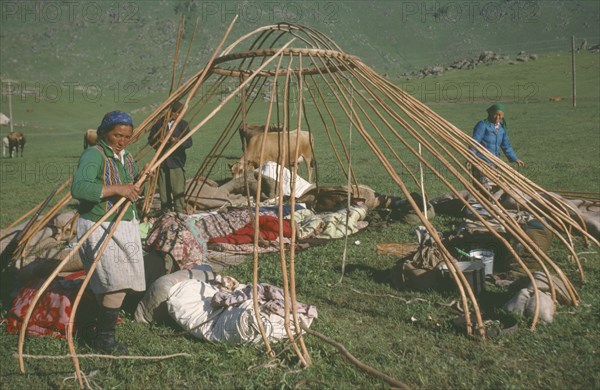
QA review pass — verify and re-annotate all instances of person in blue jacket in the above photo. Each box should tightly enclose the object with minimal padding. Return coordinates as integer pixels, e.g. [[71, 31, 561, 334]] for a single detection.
[[470, 103, 524, 191]]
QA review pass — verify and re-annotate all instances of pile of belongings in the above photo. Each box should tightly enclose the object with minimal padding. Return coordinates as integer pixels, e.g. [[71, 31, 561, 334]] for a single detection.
[[391, 226, 444, 291], [503, 271, 572, 323], [145, 204, 369, 270], [135, 265, 317, 344], [427, 190, 588, 325], [0, 211, 84, 276]]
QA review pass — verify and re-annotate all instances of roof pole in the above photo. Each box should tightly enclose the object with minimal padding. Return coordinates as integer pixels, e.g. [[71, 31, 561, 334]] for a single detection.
[[8, 80, 14, 133]]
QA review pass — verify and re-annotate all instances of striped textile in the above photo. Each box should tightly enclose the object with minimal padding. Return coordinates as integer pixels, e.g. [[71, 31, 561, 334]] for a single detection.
[[93, 145, 136, 211], [77, 217, 146, 295]]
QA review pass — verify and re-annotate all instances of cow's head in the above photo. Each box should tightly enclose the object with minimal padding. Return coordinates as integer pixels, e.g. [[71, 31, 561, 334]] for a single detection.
[[229, 160, 257, 178]]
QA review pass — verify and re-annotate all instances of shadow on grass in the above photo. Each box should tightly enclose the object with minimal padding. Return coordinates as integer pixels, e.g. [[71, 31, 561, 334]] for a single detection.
[[338, 262, 521, 337], [340, 263, 393, 285]]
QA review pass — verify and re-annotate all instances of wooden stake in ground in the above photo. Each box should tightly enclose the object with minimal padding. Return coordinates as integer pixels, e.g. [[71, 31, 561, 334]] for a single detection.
[[8, 80, 14, 133], [572, 35, 577, 108]]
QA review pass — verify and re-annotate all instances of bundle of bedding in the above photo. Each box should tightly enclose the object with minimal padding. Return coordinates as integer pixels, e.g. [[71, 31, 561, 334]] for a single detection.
[[166, 278, 317, 344]]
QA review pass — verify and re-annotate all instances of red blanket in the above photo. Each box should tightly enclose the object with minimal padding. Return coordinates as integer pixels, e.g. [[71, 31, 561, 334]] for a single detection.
[[5, 276, 94, 339], [209, 215, 292, 245]]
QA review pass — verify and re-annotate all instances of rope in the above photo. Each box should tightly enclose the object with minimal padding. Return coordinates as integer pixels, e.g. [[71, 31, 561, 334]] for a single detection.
[[17, 353, 192, 360]]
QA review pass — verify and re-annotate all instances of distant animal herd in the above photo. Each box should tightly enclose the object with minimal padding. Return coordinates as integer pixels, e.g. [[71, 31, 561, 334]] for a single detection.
[[1, 127, 98, 158]]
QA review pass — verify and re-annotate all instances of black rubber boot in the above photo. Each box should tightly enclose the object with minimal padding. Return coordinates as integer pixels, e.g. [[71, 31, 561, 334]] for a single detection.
[[94, 306, 128, 355]]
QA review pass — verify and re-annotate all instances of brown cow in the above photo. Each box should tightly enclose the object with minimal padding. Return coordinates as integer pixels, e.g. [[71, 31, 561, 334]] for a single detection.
[[238, 124, 283, 151], [83, 129, 98, 149], [230, 129, 315, 182], [7, 132, 25, 158]]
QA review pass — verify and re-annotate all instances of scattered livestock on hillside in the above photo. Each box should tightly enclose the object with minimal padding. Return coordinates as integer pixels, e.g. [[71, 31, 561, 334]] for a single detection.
[[83, 129, 98, 149], [229, 129, 315, 182]]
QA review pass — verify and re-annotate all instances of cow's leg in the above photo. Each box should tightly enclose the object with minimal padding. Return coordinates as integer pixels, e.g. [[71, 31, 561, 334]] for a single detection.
[[305, 157, 312, 183], [239, 129, 246, 152]]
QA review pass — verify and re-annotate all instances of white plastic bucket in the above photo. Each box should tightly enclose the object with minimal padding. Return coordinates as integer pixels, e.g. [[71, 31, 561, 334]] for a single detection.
[[469, 249, 494, 275], [439, 260, 485, 295]]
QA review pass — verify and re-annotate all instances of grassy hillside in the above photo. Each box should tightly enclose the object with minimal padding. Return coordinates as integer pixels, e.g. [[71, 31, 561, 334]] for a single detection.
[[0, 0, 598, 92]]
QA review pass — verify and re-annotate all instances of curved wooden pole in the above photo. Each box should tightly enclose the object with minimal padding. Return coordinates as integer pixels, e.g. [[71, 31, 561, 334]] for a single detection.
[[344, 63, 577, 303], [311, 58, 483, 335], [17, 192, 72, 258], [66, 202, 131, 387], [289, 54, 312, 362], [267, 54, 309, 364], [19, 16, 246, 379], [300, 320, 411, 389], [346, 62, 578, 304], [248, 51, 291, 359], [175, 16, 201, 89], [18, 196, 127, 374], [168, 15, 184, 96], [0, 179, 71, 241], [339, 63, 575, 319]]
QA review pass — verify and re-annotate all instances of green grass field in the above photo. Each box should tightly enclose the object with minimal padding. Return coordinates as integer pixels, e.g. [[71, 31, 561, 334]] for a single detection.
[[0, 52, 599, 389]]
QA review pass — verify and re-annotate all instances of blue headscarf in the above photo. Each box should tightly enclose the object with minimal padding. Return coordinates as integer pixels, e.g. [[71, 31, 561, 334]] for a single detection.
[[97, 111, 133, 136]]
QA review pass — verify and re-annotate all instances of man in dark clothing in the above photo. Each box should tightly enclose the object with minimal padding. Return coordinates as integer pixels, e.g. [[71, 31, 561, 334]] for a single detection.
[[148, 101, 192, 213]]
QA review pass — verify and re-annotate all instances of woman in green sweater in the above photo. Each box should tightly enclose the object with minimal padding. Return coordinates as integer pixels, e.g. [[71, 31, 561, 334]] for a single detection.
[[71, 111, 145, 355]]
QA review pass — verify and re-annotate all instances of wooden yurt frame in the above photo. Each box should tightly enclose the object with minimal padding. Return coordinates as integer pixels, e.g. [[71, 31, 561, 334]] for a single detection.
[[2, 20, 597, 389]]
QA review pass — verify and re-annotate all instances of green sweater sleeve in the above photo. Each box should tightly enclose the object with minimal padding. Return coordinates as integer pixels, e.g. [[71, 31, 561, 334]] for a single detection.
[[71, 148, 104, 202]]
